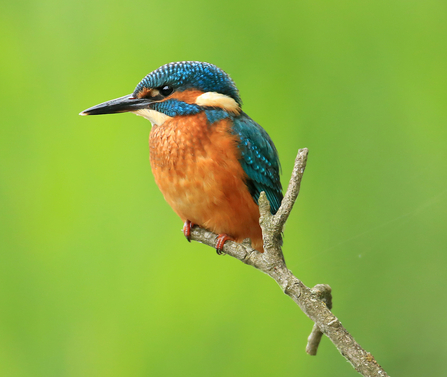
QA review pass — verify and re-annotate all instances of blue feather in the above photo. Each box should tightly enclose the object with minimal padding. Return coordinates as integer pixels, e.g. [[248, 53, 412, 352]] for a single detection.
[[204, 108, 229, 124], [230, 112, 283, 214], [150, 99, 201, 117], [134, 61, 241, 105]]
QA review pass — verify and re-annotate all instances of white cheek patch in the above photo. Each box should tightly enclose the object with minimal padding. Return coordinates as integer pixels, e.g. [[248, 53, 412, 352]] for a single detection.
[[133, 109, 172, 127], [196, 92, 240, 114]]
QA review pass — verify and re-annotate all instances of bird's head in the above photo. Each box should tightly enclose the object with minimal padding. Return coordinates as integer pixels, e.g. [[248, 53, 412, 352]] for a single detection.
[[80, 61, 242, 126]]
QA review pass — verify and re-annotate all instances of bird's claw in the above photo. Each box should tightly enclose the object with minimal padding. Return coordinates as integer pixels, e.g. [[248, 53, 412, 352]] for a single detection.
[[215, 233, 233, 255], [183, 220, 195, 242]]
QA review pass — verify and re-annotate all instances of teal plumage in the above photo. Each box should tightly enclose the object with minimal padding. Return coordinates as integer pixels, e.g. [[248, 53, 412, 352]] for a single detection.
[[232, 112, 283, 214]]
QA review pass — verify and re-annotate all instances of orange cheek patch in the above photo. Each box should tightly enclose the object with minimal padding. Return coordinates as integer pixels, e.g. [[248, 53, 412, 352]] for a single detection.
[[164, 90, 205, 104]]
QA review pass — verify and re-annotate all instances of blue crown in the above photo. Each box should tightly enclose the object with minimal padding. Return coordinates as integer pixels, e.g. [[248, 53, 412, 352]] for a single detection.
[[133, 61, 241, 105]]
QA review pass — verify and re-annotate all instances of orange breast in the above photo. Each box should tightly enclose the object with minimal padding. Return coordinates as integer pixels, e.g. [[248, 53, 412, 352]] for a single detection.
[[149, 113, 263, 252]]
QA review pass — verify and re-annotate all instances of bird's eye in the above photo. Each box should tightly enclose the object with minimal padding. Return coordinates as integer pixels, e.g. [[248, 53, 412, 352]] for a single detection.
[[159, 85, 173, 97]]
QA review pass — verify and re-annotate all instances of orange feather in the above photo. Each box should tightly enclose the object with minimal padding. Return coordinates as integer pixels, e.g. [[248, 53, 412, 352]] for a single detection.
[[149, 112, 264, 252]]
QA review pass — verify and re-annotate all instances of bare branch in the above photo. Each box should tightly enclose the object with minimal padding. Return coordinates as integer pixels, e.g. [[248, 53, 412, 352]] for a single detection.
[[272, 147, 308, 233], [189, 148, 389, 377]]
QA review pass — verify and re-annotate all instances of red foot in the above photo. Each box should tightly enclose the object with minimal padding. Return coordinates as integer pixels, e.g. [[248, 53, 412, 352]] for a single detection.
[[215, 233, 234, 255], [183, 220, 195, 242]]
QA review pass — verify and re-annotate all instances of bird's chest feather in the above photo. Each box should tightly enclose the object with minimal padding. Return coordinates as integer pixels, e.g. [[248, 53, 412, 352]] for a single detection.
[[149, 113, 247, 222]]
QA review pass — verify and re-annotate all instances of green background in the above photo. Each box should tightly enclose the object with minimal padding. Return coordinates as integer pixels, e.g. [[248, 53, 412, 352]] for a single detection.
[[1, 1, 446, 376]]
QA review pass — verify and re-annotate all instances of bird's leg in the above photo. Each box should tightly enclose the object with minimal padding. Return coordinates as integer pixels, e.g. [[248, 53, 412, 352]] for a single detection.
[[215, 234, 234, 255], [183, 220, 195, 242]]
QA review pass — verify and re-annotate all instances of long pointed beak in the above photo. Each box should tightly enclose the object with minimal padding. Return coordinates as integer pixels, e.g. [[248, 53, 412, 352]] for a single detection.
[[79, 94, 152, 116]]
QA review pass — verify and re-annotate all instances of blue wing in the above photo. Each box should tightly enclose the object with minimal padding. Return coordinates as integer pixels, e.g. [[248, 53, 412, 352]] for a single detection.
[[231, 112, 283, 214]]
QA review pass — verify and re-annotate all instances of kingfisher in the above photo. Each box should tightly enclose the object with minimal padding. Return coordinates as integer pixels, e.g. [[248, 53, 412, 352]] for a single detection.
[[80, 61, 282, 253]]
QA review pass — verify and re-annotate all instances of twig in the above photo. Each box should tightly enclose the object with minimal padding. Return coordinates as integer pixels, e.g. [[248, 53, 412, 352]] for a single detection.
[[189, 148, 389, 377], [306, 284, 332, 355]]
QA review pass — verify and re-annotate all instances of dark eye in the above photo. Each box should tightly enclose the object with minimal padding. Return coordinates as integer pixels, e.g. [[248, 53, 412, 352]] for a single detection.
[[159, 85, 173, 97]]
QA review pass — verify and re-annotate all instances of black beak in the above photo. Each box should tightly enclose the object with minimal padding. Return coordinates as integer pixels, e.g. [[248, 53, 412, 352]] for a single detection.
[[79, 94, 152, 116]]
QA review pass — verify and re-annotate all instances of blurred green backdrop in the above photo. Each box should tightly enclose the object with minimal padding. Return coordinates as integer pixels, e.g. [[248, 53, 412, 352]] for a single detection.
[[1, 0, 446, 376]]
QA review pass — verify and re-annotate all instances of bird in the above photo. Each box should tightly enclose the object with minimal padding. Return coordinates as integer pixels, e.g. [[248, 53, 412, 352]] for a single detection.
[[80, 61, 282, 253]]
